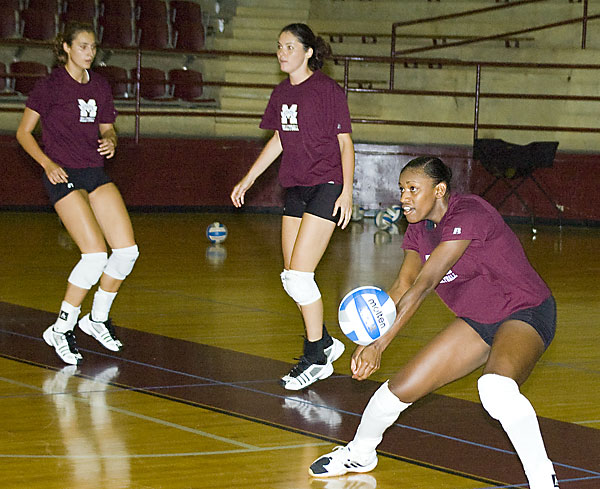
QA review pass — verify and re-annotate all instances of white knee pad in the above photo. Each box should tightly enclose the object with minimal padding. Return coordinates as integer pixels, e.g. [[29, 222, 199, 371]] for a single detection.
[[104, 245, 139, 280], [68, 252, 108, 290], [478, 373, 536, 425], [280, 269, 321, 306]]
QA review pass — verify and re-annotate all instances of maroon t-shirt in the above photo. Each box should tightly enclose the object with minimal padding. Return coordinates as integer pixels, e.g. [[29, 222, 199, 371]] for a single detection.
[[260, 70, 352, 188], [26, 67, 117, 169], [402, 193, 551, 323]]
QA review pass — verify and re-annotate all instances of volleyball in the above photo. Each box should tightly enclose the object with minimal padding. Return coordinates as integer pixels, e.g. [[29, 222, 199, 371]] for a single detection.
[[206, 222, 228, 244], [384, 205, 403, 223], [338, 286, 396, 345], [375, 210, 392, 229]]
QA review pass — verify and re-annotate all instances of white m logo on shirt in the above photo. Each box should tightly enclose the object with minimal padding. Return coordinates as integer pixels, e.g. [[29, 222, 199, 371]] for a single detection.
[[281, 104, 298, 125], [78, 99, 97, 122]]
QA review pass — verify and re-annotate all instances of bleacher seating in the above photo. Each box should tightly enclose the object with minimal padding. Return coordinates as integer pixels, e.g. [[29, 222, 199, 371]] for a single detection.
[[132, 66, 170, 100], [99, 14, 136, 48], [21, 8, 59, 41], [171, 1, 204, 50], [0, 63, 8, 93], [172, 20, 204, 51], [0, 8, 22, 40], [137, 15, 171, 50], [171, 1, 202, 24], [9, 61, 49, 96], [135, 0, 168, 17], [100, 0, 134, 18], [94, 65, 130, 98], [62, 0, 98, 25], [169, 68, 204, 101], [26, 0, 62, 13], [4, 0, 24, 10]]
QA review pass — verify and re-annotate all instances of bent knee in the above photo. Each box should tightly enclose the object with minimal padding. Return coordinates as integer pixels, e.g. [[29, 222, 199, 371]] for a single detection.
[[280, 269, 321, 305], [103, 244, 139, 280], [478, 373, 535, 423], [68, 252, 109, 289], [387, 378, 426, 404]]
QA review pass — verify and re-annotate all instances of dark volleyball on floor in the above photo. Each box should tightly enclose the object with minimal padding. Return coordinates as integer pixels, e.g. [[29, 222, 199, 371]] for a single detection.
[[206, 222, 228, 244], [338, 286, 396, 345]]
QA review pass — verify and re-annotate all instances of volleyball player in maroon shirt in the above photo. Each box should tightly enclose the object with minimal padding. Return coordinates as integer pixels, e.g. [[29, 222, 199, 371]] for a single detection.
[[310, 157, 559, 489], [231, 24, 354, 390], [16, 22, 139, 365]]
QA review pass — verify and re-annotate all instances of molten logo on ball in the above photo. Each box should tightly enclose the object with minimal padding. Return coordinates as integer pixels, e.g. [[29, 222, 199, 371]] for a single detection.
[[338, 286, 396, 345]]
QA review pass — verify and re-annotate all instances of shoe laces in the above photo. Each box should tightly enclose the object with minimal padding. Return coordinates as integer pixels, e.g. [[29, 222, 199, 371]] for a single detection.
[[63, 330, 80, 354], [94, 316, 118, 341], [103, 318, 119, 340], [287, 356, 313, 377]]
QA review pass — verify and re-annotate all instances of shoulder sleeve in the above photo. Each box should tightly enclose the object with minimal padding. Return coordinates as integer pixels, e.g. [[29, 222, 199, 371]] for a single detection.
[[440, 196, 492, 243], [259, 85, 281, 130], [25, 77, 50, 117], [330, 80, 352, 134], [95, 75, 117, 124]]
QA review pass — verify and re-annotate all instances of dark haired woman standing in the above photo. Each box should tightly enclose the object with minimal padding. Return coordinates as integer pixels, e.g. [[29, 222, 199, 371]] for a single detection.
[[231, 23, 354, 390], [16, 22, 139, 365], [310, 157, 559, 489]]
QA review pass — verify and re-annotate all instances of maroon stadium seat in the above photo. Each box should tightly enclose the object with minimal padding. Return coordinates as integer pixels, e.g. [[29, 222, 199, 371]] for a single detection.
[[93, 65, 130, 99], [168, 68, 204, 101], [100, 0, 134, 18], [137, 15, 170, 50], [132, 66, 171, 99], [26, 0, 61, 13], [63, 0, 98, 24], [0, 8, 22, 40], [171, 1, 204, 51], [21, 8, 59, 41], [99, 14, 135, 48], [10, 61, 49, 96]]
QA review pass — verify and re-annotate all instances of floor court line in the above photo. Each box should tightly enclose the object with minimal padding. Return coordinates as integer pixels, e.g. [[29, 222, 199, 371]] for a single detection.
[[2, 328, 600, 480], [0, 371, 259, 449], [1, 301, 599, 488], [0, 442, 332, 460]]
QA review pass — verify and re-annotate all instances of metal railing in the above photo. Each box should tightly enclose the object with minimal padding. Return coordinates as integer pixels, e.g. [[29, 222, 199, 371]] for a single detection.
[[390, 0, 597, 89], [2, 33, 600, 144]]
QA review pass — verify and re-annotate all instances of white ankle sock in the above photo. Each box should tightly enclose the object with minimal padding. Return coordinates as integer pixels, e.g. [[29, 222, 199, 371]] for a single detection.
[[349, 381, 412, 456], [53, 301, 80, 333], [91, 287, 117, 322]]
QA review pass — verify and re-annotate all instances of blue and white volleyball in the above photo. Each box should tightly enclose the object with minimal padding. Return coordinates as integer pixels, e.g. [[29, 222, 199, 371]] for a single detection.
[[384, 205, 402, 223], [338, 286, 396, 345], [375, 210, 392, 229], [206, 222, 228, 244]]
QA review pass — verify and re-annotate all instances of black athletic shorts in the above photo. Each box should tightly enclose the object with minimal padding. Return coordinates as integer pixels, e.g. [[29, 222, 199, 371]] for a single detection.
[[43, 167, 112, 205], [461, 295, 557, 350], [283, 182, 343, 223]]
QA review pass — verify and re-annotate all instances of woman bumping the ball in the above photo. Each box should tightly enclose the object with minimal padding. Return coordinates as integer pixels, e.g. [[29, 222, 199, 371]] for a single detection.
[[310, 157, 559, 489], [16, 22, 139, 365], [230, 23, 354, 390]]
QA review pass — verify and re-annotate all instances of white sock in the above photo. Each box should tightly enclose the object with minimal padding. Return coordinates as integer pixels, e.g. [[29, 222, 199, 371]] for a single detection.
[[478, 374, 557, 489], [348, 381, 412, 456], [91, 287, 117, 323], [53, 301, 80, 333]]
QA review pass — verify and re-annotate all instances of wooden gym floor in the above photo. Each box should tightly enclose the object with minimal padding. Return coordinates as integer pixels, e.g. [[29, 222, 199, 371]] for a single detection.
[[0, 211, 598, 489]]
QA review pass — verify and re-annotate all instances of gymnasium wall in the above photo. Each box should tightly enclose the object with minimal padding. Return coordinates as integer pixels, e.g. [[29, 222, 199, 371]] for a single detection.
[[1, 135, 598, 225]]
